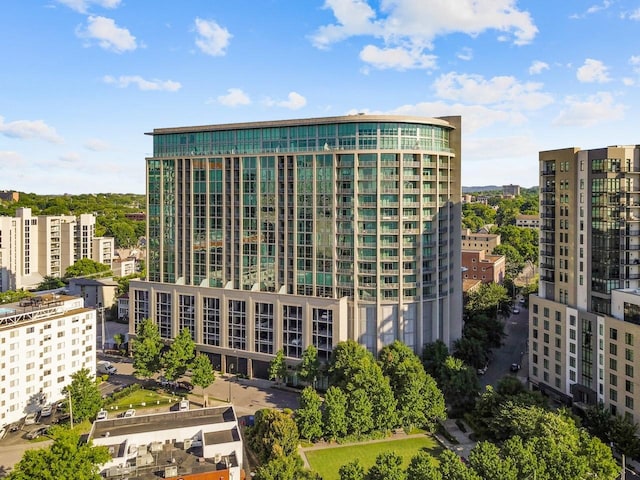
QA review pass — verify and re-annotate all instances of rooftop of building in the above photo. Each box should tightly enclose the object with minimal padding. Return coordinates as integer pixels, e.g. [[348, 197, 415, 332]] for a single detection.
[[68, 277, 118, 287], [463, 279, 483, 292], [516, 214, 540, 220], [0, 293, 88, 330], [147, 114, 458, 135], [90, 406, 237, 440]]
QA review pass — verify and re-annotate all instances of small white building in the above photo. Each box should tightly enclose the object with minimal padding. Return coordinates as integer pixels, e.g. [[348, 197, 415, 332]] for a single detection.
[[89, 406, 243, 480], [0, 294, 96, 427]]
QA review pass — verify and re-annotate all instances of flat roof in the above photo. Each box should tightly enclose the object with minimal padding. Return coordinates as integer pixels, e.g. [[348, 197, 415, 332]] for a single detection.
[[147, 114, 458, 135], [0, 294, 89, 330], [91, 406, 236, 440]]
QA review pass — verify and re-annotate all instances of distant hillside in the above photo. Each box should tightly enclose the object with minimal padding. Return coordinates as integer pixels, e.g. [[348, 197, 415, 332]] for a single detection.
[[462, 185, 500, 193]]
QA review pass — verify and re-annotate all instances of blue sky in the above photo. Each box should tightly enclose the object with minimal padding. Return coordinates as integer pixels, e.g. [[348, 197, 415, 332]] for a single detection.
[[2, 0, 640, 194]]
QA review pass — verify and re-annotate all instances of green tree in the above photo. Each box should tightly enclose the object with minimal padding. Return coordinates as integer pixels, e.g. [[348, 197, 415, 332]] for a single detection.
[[0, 289, 32, 305], [248, 409, 299, 464], [464, 282, 512, 319], [441, 356, 480, 417], [298, 345, 320, 385], [438, 449, 480, 480], [406, 450, 442, 480], [162, 328, 195, 381], [113, 333, 125, 352], [296, 386, 323, 441], [253, 455, 311, 480], [269, 349, 288, 385], [191, 354, 215, 402], [131, 318, 163, 379], [365, 452, 406, 480], [468, 441, 517, 480], [64, 258, 112, 280], [346, 387, 374, 436], [493, 244, 525, 278], [378, 340, 445, 430], [322, 386, 348, 441], [422, 340, 449, 384], [339, 460, 365, 480], [35, 275, 66, 291], [610, 413, 640, 459], [7, 427, 110, 480], [62, 368, 102, 422]]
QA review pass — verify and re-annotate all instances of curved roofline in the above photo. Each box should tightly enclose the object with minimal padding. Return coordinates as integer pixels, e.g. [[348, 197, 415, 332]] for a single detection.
[[146, 114, 459, 136]]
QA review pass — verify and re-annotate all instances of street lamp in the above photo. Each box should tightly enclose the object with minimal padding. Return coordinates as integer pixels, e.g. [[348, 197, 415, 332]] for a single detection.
[[228, 363, 234, 403]]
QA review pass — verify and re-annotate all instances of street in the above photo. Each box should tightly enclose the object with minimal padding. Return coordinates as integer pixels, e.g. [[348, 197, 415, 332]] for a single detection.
[[479, 300, 529, 389]]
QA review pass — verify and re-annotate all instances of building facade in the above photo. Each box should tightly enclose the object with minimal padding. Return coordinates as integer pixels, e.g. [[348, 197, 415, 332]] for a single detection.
[[461, 228, 501, 253], [0, 294, 96, 427], [0, 208, 115, 292], [529, 145, 640, 419], [461, 250, 505, 284], [503, 184, 521, 197], [516, 214, 541, 229], [131, 115, 463, 375]]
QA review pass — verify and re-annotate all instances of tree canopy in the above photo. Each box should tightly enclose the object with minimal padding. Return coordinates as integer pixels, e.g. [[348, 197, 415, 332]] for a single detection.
[[64, 258, 112, 280], [161, 327, 195, 381], [131, 318, 163, 379], [7, 427, 110, 480], [62, 367, 103, 422]]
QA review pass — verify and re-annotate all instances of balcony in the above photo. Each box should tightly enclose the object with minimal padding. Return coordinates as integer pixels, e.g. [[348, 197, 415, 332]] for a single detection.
[[542, 169, 556, 176]]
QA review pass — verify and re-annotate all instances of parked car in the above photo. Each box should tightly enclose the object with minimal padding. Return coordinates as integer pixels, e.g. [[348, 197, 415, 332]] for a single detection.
[[511, 363, 521, 372], [53, 413, 71, 424], [40, 404, 54, 417], [24, 413, 38, 426], [512, 307, 520, 314], [96, 410, 108, 421], [9, 421, 22, 432], [477, 364, 488, 375], [179, 400, 190, 412], [123, 409, 136, 418], [26, 426, 49, 440]]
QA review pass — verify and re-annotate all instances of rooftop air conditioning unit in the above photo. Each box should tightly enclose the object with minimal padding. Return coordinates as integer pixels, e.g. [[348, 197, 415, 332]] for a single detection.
[[164, 466, 178, 478]]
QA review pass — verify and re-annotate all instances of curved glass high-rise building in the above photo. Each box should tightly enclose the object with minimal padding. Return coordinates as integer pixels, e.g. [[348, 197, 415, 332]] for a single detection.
[[131, 115, 462, 377]]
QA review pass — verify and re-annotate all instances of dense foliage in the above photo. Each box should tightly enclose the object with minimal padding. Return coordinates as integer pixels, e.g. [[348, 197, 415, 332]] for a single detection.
[[62, 368, 103, 422]]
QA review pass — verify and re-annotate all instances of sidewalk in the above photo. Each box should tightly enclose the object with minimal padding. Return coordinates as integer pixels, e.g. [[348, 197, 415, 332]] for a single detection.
[[435, 419, 477, 460]]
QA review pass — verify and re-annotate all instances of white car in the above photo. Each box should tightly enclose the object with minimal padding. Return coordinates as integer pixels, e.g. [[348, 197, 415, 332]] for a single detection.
[[24, 413, 38, 425], [179, 400, 189, 412], [96, 410, 108, 421], [123, 409, 136, 418], [40, 404, 53, 417], [512, 307, 520, 314]]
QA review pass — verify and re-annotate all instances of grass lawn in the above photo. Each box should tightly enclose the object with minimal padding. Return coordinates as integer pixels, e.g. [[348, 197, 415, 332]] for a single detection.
[[105, 388, 178, 410], [304, 435, 442, 480]]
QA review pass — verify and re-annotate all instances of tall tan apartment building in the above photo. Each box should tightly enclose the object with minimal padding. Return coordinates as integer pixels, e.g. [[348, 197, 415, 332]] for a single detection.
[[530, 145, 640, 420], [130, 115, 463, 377], [0, 208, 115, 292], [461, 228, 500, 253]]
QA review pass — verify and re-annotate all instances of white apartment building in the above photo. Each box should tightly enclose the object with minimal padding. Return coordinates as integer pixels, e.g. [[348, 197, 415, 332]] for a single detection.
[[0, 293, 96, 427], [0, 208, 115, 292]]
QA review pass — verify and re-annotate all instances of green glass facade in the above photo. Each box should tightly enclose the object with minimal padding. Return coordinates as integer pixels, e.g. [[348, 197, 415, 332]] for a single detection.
[[142, 115, 462, 357]]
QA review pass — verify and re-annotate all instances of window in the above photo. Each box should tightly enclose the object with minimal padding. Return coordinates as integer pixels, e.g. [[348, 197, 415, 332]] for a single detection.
[[626, 364, 634, 377], [626, 348, 634, 362], [611, 358, 618, 371], [625, 333, 634, 346], [626, 380, 634, 393], [610, 343, 618, 355], [611, 389, 618, 402], [626, 396, 634, 410], [610, 328, 618, 340], [610, 374, 617, 386]]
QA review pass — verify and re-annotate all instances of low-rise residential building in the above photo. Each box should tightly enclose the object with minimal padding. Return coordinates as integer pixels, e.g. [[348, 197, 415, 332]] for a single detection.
[[461, 228, 501, 253], [0, 293, 96, 427], [516, 214, 541, 229], [67, 277, 119, 309], [117, 293, 129, 323], [462, 250, 506, 284], [89, 406, 243, 480]]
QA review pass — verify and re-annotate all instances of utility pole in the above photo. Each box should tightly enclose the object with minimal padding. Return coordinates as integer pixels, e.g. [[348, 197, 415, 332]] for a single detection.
[[99, 302, 105, 353]]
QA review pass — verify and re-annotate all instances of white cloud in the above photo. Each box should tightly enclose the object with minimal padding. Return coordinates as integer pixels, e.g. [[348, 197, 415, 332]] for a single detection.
[[621, 8, 640, 20], [76, 16, 137, 53], [311, 0, 537, 70], [529, 60, 549, 75], [0, 151, 25, 166], [56, 0, 121, 14], [576, 58, 611, 83], [217, 88, 251, 107], [388, 100, 527, 134], [553, 92, 625, 127], [433, 72, 554, 111], [456, 47, 473, 61], [622, 77, 635, 86], [194, 18, 232, 56], [84, 138, 110, 151], [0, 116, 63, 143], [264, 92, 307, 110], [359, 45, 437, 70], [59, 152, 81, 163], [103, 75, 181, 91]]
